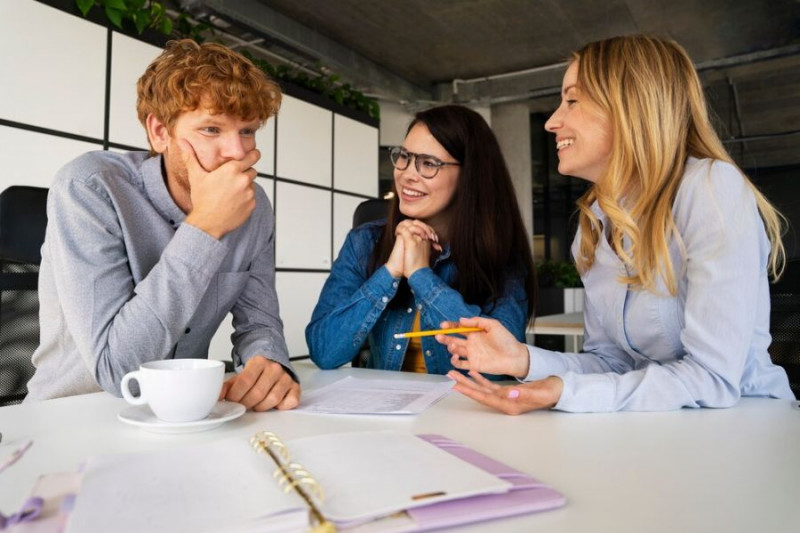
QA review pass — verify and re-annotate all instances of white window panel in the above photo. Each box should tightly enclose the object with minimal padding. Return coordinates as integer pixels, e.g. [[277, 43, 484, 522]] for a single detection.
[[276, 95, 332, 186], [255, 176, 275, 210], [275, 272, 328, 357], [275, 182, 331, 269], [0, 0, 105, 138], [255, 117, 276, 176], [333, 194, 368, 260], [207, 314, 235, 363], [109, 33, 161, 149], [0, 126, 101, 191], [333, 115, 379, 196], [207, 272, 327, 361]]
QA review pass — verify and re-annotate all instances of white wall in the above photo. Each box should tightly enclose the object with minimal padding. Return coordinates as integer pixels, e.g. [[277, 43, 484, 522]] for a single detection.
[[1, 0, 380, 360]]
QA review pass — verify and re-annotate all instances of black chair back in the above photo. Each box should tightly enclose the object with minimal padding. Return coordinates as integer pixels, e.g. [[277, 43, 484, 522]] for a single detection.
[[0, 186, 48, 405], [769, 258, 800, 397], [352, 198, 389, 228]]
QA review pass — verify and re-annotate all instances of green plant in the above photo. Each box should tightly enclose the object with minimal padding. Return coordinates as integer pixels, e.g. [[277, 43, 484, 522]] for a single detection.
[[74, 0, 380, 120], [78, 0, 166, 36], [536, 260, 583, 288], [241, 52, 381, 120]]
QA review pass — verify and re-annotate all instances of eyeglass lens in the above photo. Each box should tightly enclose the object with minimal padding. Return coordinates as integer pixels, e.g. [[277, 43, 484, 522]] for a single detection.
[[390, 148, 443, 178]]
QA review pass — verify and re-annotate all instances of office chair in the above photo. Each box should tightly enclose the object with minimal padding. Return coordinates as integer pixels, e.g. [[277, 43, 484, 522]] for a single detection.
[[769, 258, 800, 397], [350, 198, 389, 367], [352, 198, 389, 228], [0, 186, 49, 406]]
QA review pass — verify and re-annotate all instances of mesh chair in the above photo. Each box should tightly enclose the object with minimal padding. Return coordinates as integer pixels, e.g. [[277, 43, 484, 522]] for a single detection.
[[769, 258, 800, 397], [350, 198, 389, 367], [0, 186, 48, 406]]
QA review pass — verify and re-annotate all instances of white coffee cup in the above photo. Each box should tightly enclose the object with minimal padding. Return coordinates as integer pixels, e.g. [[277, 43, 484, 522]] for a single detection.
[[120, 359, 225, 423]]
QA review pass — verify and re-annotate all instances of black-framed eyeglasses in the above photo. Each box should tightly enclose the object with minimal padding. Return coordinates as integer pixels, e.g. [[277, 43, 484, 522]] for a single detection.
[[389, 147, 460, 179]]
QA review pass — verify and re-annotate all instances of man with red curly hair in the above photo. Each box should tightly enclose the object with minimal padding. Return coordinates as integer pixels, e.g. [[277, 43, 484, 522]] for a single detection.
[[27, 40, 300, 411]]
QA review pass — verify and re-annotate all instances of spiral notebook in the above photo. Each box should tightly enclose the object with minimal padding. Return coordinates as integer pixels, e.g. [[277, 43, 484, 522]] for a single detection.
[[63, 430, 564, 532]]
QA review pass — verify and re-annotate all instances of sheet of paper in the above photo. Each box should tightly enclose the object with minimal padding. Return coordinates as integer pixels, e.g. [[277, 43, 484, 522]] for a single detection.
[[286, 430, 512, 524], [64, 437, 307, 533], [296, 376, 453, 414]]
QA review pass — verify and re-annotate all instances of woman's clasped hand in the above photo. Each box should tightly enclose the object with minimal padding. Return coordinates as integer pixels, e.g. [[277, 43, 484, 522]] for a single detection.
[[386, 219, 442, 279]]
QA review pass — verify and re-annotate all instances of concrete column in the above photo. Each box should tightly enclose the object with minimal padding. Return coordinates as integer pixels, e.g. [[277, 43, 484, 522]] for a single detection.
[[378, 100, 415, 147], [490, 103, 533, 239]]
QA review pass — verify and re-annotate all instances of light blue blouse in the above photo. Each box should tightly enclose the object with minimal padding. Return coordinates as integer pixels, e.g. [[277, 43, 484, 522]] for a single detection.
[[524, 157, 794, 412]]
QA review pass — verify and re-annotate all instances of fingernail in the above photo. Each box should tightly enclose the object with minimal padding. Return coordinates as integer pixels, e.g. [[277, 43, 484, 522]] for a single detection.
[[508, 389, 520, 399]]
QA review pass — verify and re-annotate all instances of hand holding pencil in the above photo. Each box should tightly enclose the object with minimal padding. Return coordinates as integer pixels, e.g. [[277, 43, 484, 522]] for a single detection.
[[435, 317, 531, 379]]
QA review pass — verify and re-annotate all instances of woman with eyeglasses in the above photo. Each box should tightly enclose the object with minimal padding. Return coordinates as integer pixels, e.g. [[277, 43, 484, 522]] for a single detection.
[[306, 105, 536, 374], [437, 35, 794, 413]]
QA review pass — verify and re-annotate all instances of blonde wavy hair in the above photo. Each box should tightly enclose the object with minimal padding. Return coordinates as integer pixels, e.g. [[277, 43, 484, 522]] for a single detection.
[[572, 35, 785, 294], [137, 39, 281, 154]]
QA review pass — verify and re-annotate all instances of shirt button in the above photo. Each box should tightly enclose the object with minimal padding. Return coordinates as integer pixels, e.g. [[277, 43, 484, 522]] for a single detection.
[[417, 304, 423, 311], [425, 350, 431, 356], [395, 344, 402, 350], [184, 328, 191, 334], [381, 296, 389, 303], [407, 308, 413, 313], [169, 219, 175, 225], [392, 281, 398, 288]]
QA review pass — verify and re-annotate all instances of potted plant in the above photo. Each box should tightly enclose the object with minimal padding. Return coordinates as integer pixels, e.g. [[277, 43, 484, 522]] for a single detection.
[[73, 0, 380, 119], [535, 260, 584, 317]]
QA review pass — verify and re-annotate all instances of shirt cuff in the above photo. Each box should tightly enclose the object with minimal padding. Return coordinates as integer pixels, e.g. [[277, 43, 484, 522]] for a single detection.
[[407, 267, 444, 303], [551, 372, 616, 412], [360, 265, 401, 305], [522, 344, 571, 381], [169, 222, 228, 278]]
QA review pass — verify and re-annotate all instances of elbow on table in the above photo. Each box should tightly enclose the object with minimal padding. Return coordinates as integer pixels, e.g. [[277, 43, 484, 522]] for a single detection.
[[93, 351, 130, 398], [697, 383, 742, 409], [308, 347, 347, 370]]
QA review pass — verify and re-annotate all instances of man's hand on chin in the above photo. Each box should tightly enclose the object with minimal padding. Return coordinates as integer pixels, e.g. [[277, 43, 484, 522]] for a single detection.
[[219, 356, 300, 411]]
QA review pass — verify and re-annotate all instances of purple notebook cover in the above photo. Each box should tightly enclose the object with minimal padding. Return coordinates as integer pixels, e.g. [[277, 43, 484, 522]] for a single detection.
[[409, 434, 566, 531]]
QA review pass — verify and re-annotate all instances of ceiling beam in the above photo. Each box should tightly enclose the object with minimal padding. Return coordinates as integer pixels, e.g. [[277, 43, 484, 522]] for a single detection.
[[199, 0, 432, 103], [435, 43, 800, 106]]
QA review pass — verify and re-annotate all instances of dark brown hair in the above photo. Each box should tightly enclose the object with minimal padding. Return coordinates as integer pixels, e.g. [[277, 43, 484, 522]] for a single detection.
[[370, 105, 536, 319]]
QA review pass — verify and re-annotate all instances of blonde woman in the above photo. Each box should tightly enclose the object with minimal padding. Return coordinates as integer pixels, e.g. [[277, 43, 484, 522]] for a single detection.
[[438, 35, 794, 413]]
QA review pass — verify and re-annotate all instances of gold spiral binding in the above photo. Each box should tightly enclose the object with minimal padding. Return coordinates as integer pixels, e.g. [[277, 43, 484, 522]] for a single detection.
[[250, 432, 336, 533]]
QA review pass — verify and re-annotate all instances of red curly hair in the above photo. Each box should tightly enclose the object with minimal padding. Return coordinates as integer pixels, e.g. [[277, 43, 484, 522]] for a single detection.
[[136, 39, 281, 153]]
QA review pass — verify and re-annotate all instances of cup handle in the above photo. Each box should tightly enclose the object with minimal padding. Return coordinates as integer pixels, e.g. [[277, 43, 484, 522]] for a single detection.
[[120, 371, 147, 405]]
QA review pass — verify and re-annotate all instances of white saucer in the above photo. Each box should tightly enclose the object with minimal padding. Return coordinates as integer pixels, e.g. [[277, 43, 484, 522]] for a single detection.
[[118, 401, 246, 434]]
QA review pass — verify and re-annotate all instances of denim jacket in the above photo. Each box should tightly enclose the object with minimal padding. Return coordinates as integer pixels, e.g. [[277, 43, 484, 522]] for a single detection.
[[306, 221, 529, 373]]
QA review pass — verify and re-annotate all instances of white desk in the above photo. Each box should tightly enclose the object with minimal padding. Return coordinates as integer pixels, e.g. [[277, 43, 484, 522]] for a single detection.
[[2, 362, 799, 533], [528, 311, 584, 351]]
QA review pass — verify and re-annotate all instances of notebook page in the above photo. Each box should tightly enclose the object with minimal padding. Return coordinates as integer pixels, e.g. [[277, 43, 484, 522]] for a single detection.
[[286, 430, 512, 524], [65, 437, 307, 533], [296, 376, 453, 414]]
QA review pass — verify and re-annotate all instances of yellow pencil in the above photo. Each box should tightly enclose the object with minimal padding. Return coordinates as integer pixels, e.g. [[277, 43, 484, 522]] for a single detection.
[[393, 327, 483, 339]]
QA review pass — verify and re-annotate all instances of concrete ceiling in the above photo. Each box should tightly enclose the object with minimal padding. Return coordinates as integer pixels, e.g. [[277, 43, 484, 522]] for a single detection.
[[191, 0, 800, 169]]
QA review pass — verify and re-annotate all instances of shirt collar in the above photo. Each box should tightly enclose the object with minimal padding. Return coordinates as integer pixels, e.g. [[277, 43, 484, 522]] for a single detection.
[[142, 155, 187, 225]]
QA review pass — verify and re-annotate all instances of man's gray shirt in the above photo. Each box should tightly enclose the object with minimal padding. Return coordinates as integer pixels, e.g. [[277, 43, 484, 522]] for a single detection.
[[26, 150, 293, 400]]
